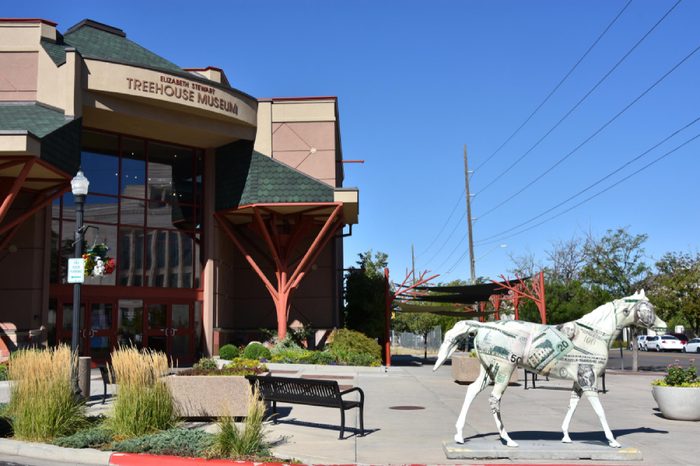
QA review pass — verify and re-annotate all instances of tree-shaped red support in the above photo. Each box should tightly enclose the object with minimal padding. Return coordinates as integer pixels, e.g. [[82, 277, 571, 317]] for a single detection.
[[492, 271, 547, 324], [383, 268, 439, 366]]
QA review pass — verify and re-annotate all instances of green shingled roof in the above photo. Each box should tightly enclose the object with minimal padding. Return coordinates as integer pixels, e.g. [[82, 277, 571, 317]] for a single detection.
[[216, 142, 334, 210], [64, 23, 184, 74], [0, 102, 71, 138], [40, 20, 184, 75]]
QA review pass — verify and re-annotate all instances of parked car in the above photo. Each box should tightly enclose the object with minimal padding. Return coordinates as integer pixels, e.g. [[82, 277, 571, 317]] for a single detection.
[[684, 338, 700, 353], [629, 335, 648, 350], [646, 335, 684, 352], [667, 332, 689, 345]]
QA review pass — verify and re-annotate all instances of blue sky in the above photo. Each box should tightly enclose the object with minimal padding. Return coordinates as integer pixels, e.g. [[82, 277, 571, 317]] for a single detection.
[[10, 0, 700, 283]]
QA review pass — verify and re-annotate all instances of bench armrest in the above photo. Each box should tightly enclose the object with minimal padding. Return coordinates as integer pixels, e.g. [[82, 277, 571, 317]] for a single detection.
[[339, 386, 364, 404]]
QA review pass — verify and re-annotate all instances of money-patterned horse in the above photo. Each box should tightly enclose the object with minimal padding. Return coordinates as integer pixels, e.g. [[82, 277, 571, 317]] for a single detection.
[[433, 290, 665, 448]]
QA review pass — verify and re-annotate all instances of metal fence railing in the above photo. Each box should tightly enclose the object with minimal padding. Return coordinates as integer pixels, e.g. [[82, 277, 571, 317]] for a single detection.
[[392, 326, 443, 351]]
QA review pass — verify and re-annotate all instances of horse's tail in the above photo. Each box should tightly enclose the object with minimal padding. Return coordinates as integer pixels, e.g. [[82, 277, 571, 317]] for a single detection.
[[433, 320, 483, 371]]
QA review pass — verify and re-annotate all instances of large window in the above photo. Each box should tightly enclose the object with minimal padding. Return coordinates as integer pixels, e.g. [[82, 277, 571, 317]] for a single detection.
[[51, 130, 204, 288]]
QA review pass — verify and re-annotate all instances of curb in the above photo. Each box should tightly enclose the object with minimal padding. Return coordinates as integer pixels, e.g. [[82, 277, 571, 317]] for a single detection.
[[109, 453, 281, 465], [0, 438, 112, 465]]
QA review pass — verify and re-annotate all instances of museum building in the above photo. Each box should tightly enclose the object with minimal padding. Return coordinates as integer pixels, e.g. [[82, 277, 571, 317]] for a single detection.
[[0, 18, 359, 364]]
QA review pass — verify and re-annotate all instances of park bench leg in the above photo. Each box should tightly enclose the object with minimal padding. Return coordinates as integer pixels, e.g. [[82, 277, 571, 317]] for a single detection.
[[102, 381, 107, 404], [359, 405, 364, 436], [339, 408, 345, 439], [272, 401, 278, 423]]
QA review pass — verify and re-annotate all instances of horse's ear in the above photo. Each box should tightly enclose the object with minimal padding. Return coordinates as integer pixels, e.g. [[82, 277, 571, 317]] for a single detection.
[[639, 289, 646, 298]]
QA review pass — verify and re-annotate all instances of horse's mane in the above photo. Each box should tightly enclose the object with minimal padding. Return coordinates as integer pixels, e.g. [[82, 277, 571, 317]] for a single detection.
[[574, 299, 617, 333]]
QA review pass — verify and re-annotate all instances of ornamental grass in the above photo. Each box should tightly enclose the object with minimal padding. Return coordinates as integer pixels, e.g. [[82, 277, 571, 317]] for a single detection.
[[209, 385, 269, 459], [7, 345, 85, 441], [107, 346, 176, 439]]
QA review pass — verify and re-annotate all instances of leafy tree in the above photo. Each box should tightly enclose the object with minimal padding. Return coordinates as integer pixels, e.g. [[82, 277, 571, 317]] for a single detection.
[[546, 237, 585, 284], [507, 251, 541, 278], [581, 227, 650, 297], [344, 250, 389, 339], [392, 312, 442, 360], [647, 251, 700, 335]]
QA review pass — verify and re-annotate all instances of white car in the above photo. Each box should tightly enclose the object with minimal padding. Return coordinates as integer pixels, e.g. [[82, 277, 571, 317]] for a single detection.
[[684, 338, 700, 353], [646, 335, 684, 352]]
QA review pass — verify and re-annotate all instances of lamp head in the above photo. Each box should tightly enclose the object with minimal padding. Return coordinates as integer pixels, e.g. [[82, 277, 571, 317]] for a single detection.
[[71, 170, 89, 196]]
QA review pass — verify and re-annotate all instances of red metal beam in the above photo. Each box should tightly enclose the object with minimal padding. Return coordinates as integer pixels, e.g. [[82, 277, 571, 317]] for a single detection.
[[0, 159, 34, 225], [0, 184, 68, 237], [214, 213, 278, 299]]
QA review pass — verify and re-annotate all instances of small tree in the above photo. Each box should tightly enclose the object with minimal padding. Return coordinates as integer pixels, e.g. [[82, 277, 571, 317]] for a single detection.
[[393, 312, 442, 360], [648, 251, 700, 335], [344, 250, 389, 339], [581, 227, 650, 297]]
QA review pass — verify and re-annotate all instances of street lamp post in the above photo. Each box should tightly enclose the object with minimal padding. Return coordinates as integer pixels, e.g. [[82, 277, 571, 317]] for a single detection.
[[70, 170, 89, 357]]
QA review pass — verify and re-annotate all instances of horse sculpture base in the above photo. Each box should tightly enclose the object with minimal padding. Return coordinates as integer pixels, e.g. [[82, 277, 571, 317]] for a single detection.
[[443, 439, 643, 461]]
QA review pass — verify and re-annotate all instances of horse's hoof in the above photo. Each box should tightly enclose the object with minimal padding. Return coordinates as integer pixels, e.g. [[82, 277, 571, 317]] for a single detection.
[[609, 440, 621, 448], [562, 436, 572, 443], [506, 440, 518, 448], [454, 434, 464, 444]]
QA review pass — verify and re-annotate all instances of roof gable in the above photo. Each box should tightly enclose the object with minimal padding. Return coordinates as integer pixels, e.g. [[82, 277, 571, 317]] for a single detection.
[[216, 141, 334, 211]]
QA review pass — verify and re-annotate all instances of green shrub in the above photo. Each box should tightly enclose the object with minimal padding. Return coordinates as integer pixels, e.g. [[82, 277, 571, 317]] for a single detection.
[[328, 329, 381, 366], [0, 363, 8, 381], [193, 357, 218, 371], [653, 363, 700, 387], [53, 426, 113, 449], [271, 336, 303, 354], [219, 344, 240, 360], [209, 386, 268, 458], [243, 343, 271, 361], [112, 428, 213, 457], [309, 351, 337, 365], [7, 345, 86, 441], [108, 347, 176, 439], [179, 358, 267, 376]]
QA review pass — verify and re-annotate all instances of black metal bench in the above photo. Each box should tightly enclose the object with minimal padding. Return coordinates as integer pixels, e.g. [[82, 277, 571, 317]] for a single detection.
[[98, 365, 116, 404], [246, 375, 365, 439]]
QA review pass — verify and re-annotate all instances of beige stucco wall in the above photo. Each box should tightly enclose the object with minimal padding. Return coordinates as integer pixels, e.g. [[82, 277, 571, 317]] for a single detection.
[[0, 52, 38, 101], [255, 99, 342, 187]]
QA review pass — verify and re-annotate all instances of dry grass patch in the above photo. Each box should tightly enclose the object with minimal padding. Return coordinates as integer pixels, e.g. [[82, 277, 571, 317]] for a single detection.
[[108, 346, 176, 439], [8, 345, 85, 441]]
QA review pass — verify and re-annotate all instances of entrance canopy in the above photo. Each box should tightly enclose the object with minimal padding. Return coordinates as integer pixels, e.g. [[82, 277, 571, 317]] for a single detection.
[[0, 102, 79, 250], [214, 149, 358, 339]]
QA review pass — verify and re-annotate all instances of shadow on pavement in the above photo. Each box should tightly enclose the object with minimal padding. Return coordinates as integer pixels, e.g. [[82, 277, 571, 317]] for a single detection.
[[465, 426, 669, 442]]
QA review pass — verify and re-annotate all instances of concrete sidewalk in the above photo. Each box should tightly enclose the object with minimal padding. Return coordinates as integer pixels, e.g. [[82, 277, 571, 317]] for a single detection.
[[260, 360, 694, 465], [0, 360, 696, 465]]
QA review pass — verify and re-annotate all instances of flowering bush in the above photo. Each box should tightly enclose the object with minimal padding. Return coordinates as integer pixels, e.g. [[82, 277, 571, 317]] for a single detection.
[[82, 243, 115, 277], [652, 360, 700, 387]]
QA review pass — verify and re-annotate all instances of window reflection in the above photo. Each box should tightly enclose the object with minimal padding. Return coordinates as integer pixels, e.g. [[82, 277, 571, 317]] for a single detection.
[[121, 138, 146, 198], [52, 130, 202, 289]]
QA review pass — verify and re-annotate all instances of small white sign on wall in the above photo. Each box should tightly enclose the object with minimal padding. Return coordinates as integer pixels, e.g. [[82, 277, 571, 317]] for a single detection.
[[67, 258, 85, 284]]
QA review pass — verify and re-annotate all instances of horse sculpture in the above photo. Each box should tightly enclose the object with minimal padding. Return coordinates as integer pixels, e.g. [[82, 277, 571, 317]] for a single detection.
[[434, 290, 665, 448]]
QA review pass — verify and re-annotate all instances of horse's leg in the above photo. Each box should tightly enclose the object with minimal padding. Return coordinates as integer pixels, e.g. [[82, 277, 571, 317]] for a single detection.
[[454, 363, 489, 444], [583, 391, 621, 448], [488, 364, 518, 447], [561, 383, 583, 443]]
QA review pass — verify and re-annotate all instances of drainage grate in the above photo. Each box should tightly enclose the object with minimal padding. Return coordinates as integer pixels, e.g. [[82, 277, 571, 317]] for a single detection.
[[389, 405, 425, 410]]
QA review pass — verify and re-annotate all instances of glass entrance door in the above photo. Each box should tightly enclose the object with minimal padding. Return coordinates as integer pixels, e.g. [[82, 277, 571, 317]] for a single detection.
[[145, 303, 194, 366], [57, 301, 115, 363]]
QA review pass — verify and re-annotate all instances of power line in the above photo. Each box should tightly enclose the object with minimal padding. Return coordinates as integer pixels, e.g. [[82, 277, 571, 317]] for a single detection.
[[476, 40, 700, 221], [416, 188, 465, 258], [476, 130, 700, 246], [434, 231, 468, 272], [476, 115, 700, 245], [422, 210, 466, 268], [473, 0, 634, 174], [475, 0, 682, 196]]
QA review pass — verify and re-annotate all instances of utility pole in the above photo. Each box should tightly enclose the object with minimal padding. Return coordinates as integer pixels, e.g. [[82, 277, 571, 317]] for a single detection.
[[464, 145, 476, 284], [411, 243, 416, 285]]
